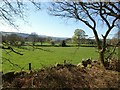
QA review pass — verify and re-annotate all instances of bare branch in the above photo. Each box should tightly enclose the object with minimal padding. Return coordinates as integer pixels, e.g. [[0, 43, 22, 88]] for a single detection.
[[29, 0, 41, 10], [100, 2, 111, 29], [1, 45, 23, 55], [0, 0, 41, 28], [79, 2, 96, 29], [105, 41, 120, 60]]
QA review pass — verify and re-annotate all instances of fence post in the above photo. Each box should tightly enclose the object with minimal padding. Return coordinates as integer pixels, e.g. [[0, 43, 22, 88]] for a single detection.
[[29, 63, 31, 70]]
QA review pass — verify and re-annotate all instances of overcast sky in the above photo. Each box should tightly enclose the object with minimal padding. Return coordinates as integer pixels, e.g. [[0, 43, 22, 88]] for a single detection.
[[0, 2, 117, 38]]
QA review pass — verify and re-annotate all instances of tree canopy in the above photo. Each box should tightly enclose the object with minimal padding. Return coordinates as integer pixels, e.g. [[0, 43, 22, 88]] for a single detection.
[[72, 29, 86, 45], [74, 29, 86, 39]]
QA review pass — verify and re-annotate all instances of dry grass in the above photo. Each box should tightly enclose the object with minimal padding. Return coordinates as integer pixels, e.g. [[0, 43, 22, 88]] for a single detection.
[[2, 60, 120, 89]]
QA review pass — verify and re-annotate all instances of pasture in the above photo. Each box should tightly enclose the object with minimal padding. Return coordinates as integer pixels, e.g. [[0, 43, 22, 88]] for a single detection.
[[2, 47, 98, 73]]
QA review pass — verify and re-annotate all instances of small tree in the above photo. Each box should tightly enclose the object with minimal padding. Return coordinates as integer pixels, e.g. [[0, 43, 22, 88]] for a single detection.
[[19, 37, 25, 46], [46, 37, 52, 43], [50, 40, 55, 46], [61, 40, 66, 47], [72, 29, 86, 46], [38, 37, 46, 46], [28, 32, 38, 46]]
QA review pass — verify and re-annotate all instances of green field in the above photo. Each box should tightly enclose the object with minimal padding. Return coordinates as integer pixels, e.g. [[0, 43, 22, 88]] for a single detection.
[[2, 47, 99, 73]]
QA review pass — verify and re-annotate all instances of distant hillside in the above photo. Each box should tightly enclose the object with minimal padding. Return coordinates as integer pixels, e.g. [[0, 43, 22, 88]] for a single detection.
[[0, 31, 68, 41]]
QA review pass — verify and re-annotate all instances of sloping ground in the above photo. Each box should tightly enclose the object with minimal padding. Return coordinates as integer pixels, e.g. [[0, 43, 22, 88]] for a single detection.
[[2, 60, 120, 89]]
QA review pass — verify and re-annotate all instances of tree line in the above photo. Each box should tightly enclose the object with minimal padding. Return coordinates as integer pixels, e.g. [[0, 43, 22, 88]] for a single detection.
[[1, 30, 118, 47]]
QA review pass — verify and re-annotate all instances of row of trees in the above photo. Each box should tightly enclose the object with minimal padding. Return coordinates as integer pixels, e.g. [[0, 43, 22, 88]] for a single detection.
[[2, 32, 70, 47], [2, 34, 24, 46], [2, 33, 51, 46], [2, 30, 118, 47]]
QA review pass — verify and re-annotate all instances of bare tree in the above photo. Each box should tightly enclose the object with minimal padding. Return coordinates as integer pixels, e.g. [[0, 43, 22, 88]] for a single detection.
[[48, 1, 120, 68], [0, 0, 41, 28], [38, 37, 46, 46], [0, 0, 41, 55]]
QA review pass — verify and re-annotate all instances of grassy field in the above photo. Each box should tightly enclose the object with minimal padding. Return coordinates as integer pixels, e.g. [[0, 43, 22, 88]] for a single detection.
[[2, 47, 99, 73]]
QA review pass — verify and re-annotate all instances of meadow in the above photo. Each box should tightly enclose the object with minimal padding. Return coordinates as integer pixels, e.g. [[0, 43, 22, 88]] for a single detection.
[[2, 47, 99, 73]]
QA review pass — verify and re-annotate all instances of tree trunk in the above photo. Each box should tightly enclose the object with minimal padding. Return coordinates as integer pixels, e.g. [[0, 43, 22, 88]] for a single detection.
[[99, 51, 105, 67], [41, 42, 43, 46], [97, 40, 106, 68], [78, 36, 80, 46]]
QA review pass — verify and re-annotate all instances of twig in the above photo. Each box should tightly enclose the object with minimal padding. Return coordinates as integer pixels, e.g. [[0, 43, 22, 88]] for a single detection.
[[106, 41, 120, 60]]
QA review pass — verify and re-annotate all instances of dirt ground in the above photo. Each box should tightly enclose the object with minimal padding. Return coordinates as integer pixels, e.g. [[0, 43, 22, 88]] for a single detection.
[[1, 60, 120, 89]]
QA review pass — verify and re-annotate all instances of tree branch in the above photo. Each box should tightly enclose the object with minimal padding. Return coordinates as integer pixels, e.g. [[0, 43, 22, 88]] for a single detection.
[[100, 2, 111, 29], [1, 46, 23, 55], [79, 2, 96, 29], [105, 41, 120, 60]]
